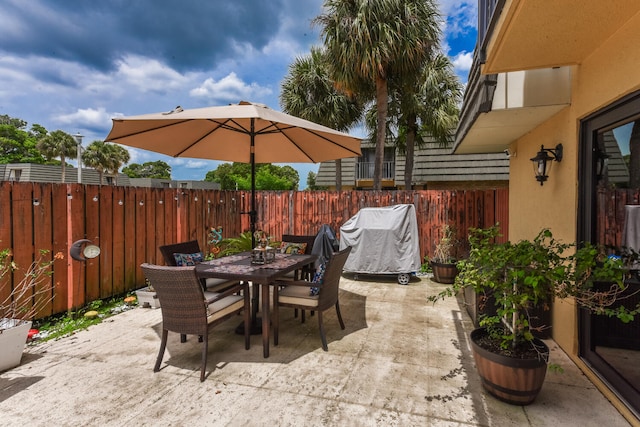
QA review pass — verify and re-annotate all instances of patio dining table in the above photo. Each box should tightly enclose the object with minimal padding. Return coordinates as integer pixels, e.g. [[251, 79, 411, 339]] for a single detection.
[[195, 252, 317, 358]]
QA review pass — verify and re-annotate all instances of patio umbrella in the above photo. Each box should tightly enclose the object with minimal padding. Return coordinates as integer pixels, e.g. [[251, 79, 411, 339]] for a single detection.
[[105, 101, 361, 239]]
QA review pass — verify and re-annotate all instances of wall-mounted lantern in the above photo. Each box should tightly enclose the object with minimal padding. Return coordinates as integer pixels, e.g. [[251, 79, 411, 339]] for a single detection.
[[530, 144, 563, 186]]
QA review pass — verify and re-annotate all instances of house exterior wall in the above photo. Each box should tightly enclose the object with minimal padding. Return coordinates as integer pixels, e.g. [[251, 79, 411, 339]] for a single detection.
[[504, 7, 640, 419]]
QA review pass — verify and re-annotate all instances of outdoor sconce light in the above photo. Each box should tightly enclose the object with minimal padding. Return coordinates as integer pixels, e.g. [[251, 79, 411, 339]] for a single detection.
[[530, 144, 563, 186]]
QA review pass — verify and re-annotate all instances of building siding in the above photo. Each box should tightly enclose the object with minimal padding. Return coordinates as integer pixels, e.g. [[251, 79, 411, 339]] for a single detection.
[[316, 140, 509, 189]]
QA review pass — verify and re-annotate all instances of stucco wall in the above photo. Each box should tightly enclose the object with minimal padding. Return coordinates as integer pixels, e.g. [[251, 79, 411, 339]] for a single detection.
[[508, 10, 640, 356]]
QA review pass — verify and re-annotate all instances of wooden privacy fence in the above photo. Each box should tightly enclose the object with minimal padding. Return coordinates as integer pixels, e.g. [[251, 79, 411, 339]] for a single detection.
[[0, 182, 508, 319]]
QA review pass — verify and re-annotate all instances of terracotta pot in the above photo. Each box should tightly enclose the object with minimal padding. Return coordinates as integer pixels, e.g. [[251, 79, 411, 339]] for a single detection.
[[470, 327, 549, 405], [430, 260, 458, 284]]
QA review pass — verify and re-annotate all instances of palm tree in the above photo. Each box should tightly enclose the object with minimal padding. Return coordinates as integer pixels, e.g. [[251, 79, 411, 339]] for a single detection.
[[106, 144, 130, 185], [315, 0, 440, 190], [37, 130, 77, 182], [280, 46, 364, 190], [82, 141, 130, 185], [392, 51, 463, 189], [82, 141, 110, 185]]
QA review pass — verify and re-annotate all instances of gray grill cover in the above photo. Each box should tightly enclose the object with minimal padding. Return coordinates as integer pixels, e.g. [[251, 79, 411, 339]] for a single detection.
[[339, 204, 421, 274]]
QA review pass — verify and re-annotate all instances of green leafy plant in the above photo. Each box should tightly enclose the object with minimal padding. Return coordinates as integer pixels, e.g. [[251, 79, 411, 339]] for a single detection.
[[218, 231, 254, 256], [429, 225, 640, 354], [420, 255, 432, 273]]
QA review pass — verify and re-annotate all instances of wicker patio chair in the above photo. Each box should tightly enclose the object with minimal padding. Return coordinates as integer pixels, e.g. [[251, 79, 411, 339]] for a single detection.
[[141, 263, 250, 382], [272, 246, 351, 351], [159, 240, 238, 293], [278, 234, 317, 320]]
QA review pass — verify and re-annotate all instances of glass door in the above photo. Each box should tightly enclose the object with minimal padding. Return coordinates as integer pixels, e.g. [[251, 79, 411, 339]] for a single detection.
[[578, 91, 640, 417]]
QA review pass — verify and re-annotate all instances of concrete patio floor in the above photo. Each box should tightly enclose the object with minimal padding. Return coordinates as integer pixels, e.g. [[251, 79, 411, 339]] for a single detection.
[[0, 274, 632, 426]]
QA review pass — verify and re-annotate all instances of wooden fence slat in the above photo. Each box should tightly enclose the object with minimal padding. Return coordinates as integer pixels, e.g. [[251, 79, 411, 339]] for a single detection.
[[69, 183, 86, 310], [99, 186, 114, 299], [123, 187, 137, 290], [12, 183, 34, 315], [111, 186, 125, 296], [496, 188, 509, 243], [134, 187, 146, 285], [84, 186, 101, 302], [149, 189, 160, 262], [51, 184, 69, 313], [33, 183, 54, 317]]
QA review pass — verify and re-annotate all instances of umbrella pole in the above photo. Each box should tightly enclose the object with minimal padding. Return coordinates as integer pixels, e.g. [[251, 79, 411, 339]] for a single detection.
[[250, 120, 257, 248], [235, 124, 262, 337]]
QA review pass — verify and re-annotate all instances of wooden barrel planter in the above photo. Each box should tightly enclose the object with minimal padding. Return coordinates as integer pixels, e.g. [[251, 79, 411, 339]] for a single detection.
[[430, 260, 458, 284], [470, 328, 549, 405]]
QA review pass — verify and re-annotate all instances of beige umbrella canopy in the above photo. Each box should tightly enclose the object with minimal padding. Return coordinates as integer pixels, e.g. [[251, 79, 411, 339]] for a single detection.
[[105, 101, 361, 163], [105, 101, 362, 235]]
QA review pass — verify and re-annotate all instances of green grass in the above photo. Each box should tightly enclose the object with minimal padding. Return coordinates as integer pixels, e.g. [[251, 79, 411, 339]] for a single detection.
[[31, 293, 137, 343]]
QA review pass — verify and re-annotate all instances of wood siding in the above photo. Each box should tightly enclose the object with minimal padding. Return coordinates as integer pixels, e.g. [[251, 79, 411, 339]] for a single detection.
[[316, 141, 509, 189]]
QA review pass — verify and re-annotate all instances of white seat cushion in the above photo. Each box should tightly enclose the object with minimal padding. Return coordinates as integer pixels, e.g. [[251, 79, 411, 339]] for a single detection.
[[203, 291, 220, 304], [206, 295, 244, 323], [278, 285, 319, 307]]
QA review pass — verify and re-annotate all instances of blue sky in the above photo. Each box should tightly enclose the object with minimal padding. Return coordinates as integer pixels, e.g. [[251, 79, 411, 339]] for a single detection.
[[0, 0, 477, 188]]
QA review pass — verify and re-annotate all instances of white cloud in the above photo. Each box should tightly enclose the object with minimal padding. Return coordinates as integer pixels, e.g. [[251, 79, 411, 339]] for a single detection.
[[184, 160, 207, 169], [189, 72, 272, 103], [52, 107, 115, 128], [439, 0, 477, 32], [114, 55, 189, 93], [452, 51, 473, 75]]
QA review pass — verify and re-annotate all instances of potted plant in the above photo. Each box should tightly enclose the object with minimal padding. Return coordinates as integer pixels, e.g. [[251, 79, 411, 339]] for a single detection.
[[430, 224, 462, 284], [0, 249, 60, 372], [429, 225, 640, 405]]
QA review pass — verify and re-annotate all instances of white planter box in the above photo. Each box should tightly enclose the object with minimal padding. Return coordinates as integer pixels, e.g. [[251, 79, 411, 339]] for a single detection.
[[135, 287, 160, 308], [0, 318, 32, 372]]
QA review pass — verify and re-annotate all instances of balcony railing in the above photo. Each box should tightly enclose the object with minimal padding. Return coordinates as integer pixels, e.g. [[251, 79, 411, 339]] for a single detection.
[[356, 161, 395, 180], [478, 0, 504, 56]]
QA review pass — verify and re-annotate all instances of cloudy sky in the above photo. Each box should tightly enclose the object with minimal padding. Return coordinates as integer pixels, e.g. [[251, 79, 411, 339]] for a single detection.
[[0, 0, 477, 188]]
